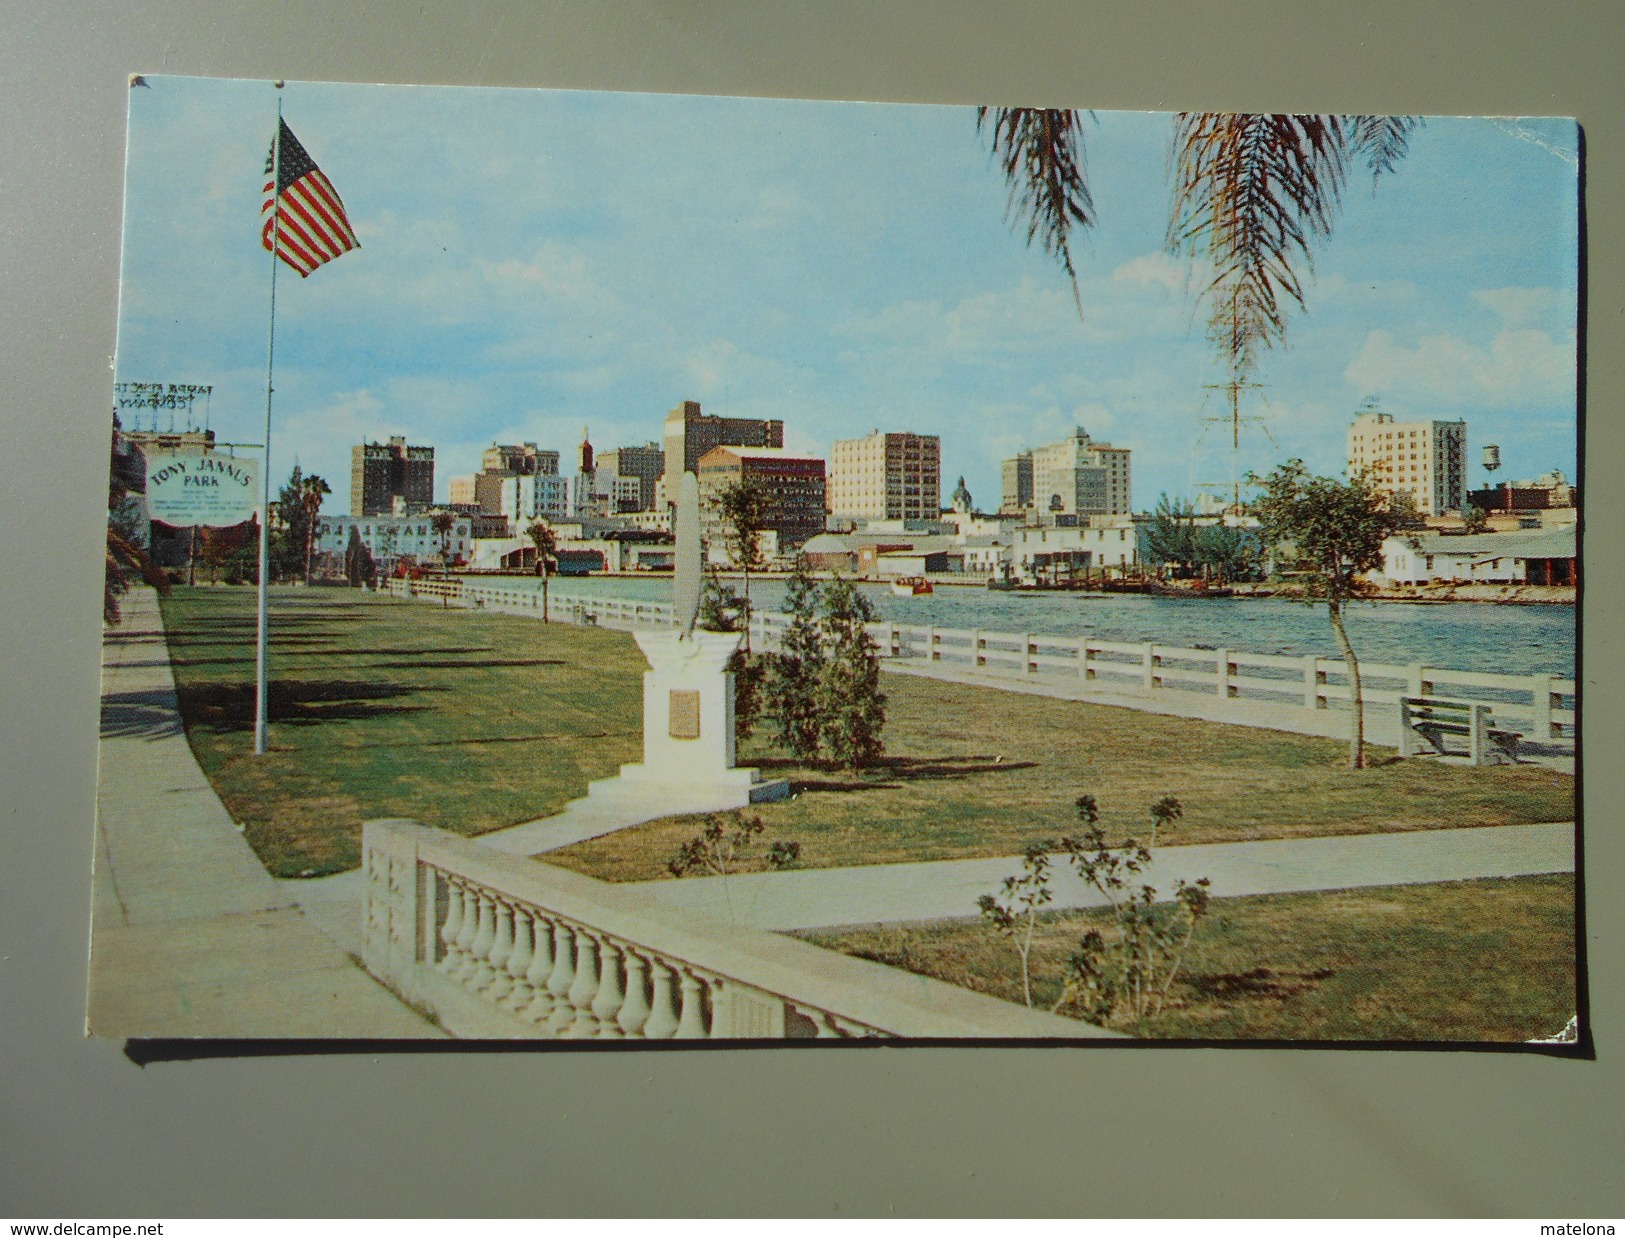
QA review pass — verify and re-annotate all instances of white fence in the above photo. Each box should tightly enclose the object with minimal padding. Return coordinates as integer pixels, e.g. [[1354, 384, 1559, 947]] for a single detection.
[[361, 818, 1111, 1040], [387, 577, 1576, 746]]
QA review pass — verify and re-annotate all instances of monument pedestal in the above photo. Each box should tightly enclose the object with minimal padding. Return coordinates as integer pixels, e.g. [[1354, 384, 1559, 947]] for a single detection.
[[585, 628, 791, 814]]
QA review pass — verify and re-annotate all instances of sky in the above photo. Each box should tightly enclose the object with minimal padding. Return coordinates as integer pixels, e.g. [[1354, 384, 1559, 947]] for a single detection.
[[114, 78, 1580, 513]]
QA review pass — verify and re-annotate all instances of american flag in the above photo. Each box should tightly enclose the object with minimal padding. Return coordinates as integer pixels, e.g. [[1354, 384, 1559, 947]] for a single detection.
[[261, 119, 359, 277]]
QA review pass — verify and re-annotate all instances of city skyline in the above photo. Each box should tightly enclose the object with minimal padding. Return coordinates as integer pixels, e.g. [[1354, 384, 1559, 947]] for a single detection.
[[114, 79, 1578, 515]]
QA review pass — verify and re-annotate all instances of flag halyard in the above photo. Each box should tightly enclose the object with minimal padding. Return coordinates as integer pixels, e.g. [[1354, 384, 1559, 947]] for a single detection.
[[261, 119, 359, 277]]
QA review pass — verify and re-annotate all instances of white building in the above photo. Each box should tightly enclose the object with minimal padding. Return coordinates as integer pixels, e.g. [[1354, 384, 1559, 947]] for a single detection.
[[622, 508, 674, 533], [828, 430, 941, 522], [940, 509, 1018, 540], [957, 535, 1013, 575], [591, 468, 645, 514], [316, 513, 472, 563], [1012, 519, 1143, 581], [1377, 528, 1577, 585], [1348, 408, 1467, 516], [497, 473, 574, 526], [1025, 427, 1133, 522], [470, 536, 534, 572]]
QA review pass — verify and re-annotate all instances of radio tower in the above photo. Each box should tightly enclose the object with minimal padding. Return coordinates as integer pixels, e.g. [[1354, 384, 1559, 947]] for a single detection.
[[1196, 284, 1272, 515]]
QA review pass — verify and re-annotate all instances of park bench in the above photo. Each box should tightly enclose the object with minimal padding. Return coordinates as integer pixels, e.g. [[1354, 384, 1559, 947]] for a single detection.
[[1398, 696, 1520, 766]]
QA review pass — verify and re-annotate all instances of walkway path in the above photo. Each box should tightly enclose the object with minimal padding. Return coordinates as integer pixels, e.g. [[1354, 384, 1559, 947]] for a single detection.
[[90, 587, 443, 1039], [628, 821, 1575, 932]]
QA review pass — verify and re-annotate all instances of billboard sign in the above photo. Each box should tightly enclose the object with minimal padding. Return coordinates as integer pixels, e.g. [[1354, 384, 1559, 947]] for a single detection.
[[145, 451, 259, 527]]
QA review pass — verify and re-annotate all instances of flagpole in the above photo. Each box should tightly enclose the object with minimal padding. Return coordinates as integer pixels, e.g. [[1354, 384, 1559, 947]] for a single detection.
[[254, 84, 284, 757]]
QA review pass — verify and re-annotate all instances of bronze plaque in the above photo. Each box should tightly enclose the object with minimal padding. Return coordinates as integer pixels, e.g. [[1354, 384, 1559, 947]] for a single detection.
[[668, 689, 701, 740]]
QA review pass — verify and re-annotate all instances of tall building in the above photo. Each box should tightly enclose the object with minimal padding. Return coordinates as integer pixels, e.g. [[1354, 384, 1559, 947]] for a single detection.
[[661, 400, 784, 503], [497, 473, 574, 526], [467, 442, 561, 515], [696, 446, 826, 552], [829, 430, 941, 522], [447, 475, 478, 507], [1000, 451, 1033, 515], [482, 443, 560, 476], [1003, 429, 1131, 523], [1347, 409, 1467, 516], [351, 436, 434, 517], [598, 442, 664, 511]]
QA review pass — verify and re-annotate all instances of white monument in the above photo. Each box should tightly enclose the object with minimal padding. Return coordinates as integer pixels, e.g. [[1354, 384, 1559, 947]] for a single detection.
[[586, 472, 790, 812]]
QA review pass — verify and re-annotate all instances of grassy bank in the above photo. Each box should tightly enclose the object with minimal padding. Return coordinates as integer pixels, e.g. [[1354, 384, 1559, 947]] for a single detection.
[[158, 588, 1573, 879], [547, 671, 1573, 882], [160, 586, 643, 876], [801, 875, 1576, 1041]]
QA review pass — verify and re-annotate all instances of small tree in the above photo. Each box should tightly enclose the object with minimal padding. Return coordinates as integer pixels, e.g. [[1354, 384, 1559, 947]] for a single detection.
[[979, 796, 1211, 1027], [667, 810, 803, 926], [272, 465, 307, 583], [223, 517, 261, 585], [1054, 795, 1210, 1026], [814, 576, 887, 770], [1249, 460, 1417, 769], [1462, 503, 1491, 535], [699, 575, 763, 740], [1143, 492, 1201, 576], [765, 556, 826, 759], [667, 811, 802, 879], [1193, 522, 1260, 584], [713, 477, 770, 650], [344, 525, 376, 588], [977, 842, 1055, 1007], [526, 519, 558, 622]]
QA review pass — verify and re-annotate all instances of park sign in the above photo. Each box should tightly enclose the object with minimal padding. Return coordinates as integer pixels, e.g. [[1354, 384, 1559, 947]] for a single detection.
[[145, 451, 259, 527]]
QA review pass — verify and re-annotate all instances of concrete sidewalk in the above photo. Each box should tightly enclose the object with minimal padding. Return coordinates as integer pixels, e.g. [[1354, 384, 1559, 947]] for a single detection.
[[630, 821, 1576, 932], [89, 587, 443, 1039]]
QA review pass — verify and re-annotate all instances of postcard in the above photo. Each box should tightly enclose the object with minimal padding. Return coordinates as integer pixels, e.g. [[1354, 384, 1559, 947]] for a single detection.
[[94, 77, 1579, 1045]]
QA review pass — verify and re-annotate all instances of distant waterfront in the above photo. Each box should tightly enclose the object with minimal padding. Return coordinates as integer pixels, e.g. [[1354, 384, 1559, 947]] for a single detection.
[[459, 574, 1576, 678]]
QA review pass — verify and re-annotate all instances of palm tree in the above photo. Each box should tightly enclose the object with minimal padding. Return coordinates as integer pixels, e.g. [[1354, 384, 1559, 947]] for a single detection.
[[298, 473, 331, 584], [979, 110, 1420, 376], [431, 510, 457, 567], [431, 510, 458, 606], [527, 519, 558, 623]]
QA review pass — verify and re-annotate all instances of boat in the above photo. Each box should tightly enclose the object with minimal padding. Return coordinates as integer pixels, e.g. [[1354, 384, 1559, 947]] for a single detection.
[[985, 564, 1018, 591], [890, 576, 935, 597]]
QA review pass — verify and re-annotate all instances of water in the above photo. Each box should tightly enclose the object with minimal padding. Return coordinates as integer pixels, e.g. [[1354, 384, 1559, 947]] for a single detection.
[[470, 575, 1575, 678]]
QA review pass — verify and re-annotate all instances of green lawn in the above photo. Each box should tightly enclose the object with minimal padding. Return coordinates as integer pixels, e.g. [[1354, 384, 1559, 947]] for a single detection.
[[158, 587, 1574, 881], [159, 586, 643, 876], [800, 875, 1577, 1042], [547, 671, 1574, 882]]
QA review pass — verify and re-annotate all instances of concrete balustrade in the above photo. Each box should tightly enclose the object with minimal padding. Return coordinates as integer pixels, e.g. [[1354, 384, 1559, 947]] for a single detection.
[[361, 819, 1110, 1041]]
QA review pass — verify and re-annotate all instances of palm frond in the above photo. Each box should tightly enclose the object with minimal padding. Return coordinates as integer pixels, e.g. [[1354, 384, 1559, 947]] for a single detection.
[[1350, 115, 1423, 181], [978, 107, 1094, 311], [1168, 113, 1419, 377]]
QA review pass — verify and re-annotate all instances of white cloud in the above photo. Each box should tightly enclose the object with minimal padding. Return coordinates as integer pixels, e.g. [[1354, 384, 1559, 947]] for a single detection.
[[1316, 273, 1419, 305], [481, 241, 623, 316], [1344, 327, 1575, 407], [1472, 285, 1573, 329], [1110, 252, 1185, 293]]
